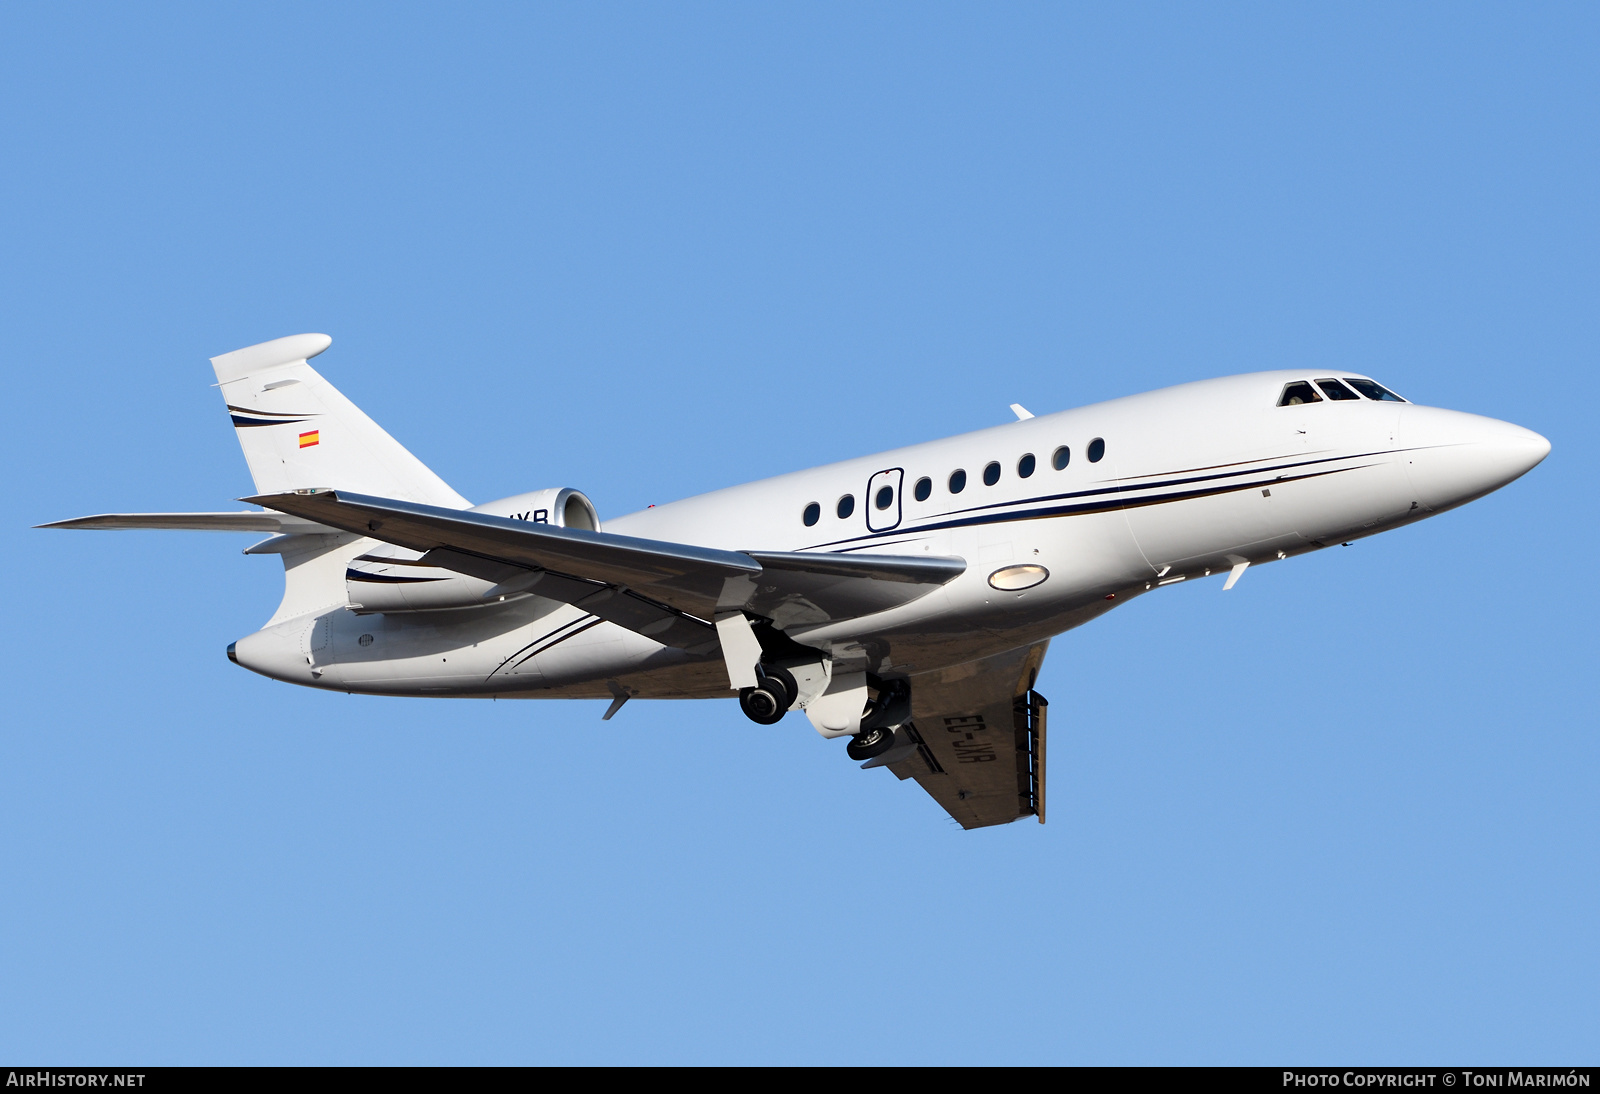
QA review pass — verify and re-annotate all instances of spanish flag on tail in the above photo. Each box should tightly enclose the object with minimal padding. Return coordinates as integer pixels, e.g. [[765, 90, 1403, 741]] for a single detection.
[[298, 430, 319, 448]]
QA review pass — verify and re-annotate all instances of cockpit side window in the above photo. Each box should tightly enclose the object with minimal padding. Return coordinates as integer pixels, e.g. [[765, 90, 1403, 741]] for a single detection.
[[1277, 381, 1322, 406], [1316, 378, 1361, 401], [1344, 378, 1406, 402]]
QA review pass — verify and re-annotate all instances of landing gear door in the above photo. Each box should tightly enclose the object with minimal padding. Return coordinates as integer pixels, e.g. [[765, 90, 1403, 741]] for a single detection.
[[866, 468, 904, 532]]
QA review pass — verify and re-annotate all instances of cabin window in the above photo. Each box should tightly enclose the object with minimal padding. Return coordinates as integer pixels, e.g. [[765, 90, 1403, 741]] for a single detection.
[[1278, 382, 1322, 406], [836, 494, 855, 519], [1316, 378, 1361, 401], [1052, 446, 1070, 470], [1087, 438, 1106, 463], [949, 469, 967, 494], [875, 485, 895, 510], [802, 502, 820, 527], [983, 461, 1001, 486], [913, 476, 932, 501], [1344, 378, 1406, 402], [1017, 453, 1036, 478]]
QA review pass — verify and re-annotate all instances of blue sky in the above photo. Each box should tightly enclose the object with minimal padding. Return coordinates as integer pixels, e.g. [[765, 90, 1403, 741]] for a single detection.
[[2, 3, 1595, 1064]]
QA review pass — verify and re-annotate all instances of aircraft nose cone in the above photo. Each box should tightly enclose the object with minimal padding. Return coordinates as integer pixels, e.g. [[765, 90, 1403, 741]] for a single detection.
[[1400, 406, 1550, 514]]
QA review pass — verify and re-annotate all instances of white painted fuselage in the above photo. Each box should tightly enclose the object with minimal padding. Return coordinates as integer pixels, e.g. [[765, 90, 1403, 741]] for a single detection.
[[229, 369, 1548, 701]]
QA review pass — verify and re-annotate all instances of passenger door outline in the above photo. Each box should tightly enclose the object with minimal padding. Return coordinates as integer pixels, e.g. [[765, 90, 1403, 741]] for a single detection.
[[866, 467, 904, 532]]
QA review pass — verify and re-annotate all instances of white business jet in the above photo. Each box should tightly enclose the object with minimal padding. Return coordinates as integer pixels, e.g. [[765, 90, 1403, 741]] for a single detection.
[[43, 334, 1549, 828]]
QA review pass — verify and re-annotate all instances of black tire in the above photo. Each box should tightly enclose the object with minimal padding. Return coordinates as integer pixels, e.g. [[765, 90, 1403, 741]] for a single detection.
[[758, 664, 798, 709], [846, 725, 897, 761], [738, 682, 788, 725]]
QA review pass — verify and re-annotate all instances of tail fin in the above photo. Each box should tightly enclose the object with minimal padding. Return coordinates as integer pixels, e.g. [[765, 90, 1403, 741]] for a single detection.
[[211, 334, 469, 508]]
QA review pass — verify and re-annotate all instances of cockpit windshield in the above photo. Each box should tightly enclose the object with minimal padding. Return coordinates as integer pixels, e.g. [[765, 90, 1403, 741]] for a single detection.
[[1278, 377, 1408, 406], [1277, 381, 1322, 406], [1343, 378, 1406, 402], [1316, 378, 1362, 401]]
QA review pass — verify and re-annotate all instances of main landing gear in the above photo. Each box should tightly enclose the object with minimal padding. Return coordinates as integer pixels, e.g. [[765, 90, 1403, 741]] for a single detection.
[[845, 677, 911, 760], [846, 725, 896, 761], [738, 664, 797, 726], [737, 664, 910, 764]]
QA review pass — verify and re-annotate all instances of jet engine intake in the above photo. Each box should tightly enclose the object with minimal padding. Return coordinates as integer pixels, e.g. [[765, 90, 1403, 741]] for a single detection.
[[470, 487, 600, 532]]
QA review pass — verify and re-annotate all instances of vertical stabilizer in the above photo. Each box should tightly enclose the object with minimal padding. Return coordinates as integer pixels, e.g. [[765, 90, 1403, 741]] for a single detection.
[[211, 334, 470, 508]]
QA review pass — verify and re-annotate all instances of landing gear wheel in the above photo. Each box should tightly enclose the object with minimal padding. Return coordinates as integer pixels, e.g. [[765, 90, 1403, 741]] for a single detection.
[[846, 725, 897, 761], [739, 682, 788, 725], [757, 664, 798, 709]]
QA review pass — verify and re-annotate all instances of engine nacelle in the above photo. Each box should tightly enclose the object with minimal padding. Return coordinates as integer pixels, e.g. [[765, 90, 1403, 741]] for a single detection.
[[469, 487, 600, 532], [345, 487, 599, 613]]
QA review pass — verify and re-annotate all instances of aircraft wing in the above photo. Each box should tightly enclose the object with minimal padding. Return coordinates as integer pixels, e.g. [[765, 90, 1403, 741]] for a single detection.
[[881, 642, 1049, 830], [246, 490, 965, 651], [37, 511, 339, 534]]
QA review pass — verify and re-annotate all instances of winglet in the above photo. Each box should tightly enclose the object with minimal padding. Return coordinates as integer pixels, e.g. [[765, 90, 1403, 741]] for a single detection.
[[210, 333, 332, 384]]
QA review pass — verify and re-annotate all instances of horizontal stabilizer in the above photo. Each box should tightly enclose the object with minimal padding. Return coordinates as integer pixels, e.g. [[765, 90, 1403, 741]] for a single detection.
[[246, 490, 965, 646], [38, 512, 339, 534]]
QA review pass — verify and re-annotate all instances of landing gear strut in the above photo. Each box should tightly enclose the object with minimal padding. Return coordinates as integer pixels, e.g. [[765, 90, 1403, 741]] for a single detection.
[[738, 664, 799, 726], [860, 677, 910, 733]]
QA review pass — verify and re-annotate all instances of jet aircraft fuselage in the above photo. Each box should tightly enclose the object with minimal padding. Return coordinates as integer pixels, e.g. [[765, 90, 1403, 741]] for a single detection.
[[240, 368, 1543, 702], [45, 336, 1549, 828]]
